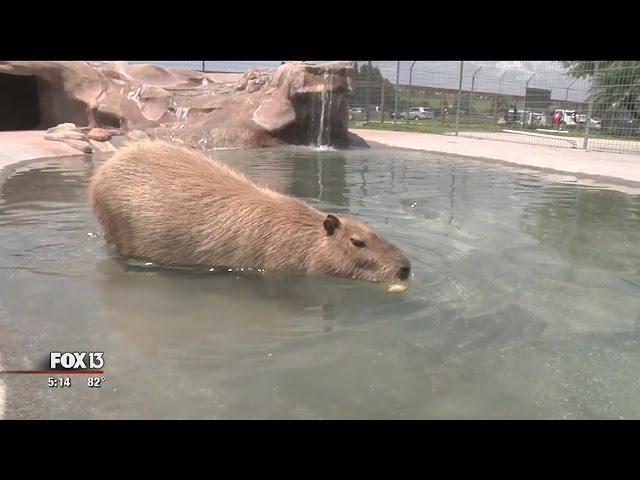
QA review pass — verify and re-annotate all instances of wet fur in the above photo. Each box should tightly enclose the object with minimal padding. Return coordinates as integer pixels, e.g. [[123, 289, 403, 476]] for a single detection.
[[89, 140, 410, 282]]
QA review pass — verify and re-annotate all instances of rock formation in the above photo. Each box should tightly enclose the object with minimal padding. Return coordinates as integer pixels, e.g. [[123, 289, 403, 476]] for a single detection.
[[42, 122, 117, 153], [0, 61, 365, 153]]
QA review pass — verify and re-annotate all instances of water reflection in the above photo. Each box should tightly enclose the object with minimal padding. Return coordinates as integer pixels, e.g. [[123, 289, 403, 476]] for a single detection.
[[218, 147, 349, 209], [522, 186, 640, 273], [0, 156, 94, 207]]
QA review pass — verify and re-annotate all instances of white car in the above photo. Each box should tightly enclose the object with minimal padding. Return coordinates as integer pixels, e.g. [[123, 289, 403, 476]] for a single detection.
[[397, 106, 435, 120], [348, 107, 364, 120], [576, 114, 602, 129], [555, 110, 601, 130]]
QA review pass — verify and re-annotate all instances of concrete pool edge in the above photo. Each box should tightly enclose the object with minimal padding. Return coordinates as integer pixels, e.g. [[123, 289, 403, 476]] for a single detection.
[[352, 129, 640, 194], [0, 131, 87, 167], [3, 129, 640, 195]]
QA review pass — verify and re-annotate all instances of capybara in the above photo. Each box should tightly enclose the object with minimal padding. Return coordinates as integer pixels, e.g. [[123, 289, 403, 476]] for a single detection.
[[89, 140, 411, 283]]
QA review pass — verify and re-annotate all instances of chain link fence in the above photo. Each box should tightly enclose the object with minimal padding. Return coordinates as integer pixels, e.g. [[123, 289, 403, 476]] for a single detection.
[[347, 61, 640, 156], [136, 61, 640, 156]]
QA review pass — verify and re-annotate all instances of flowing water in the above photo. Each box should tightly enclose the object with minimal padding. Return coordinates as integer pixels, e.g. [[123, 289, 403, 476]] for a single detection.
[[1, 146, 639, 419], [315, 68, 334, 147]]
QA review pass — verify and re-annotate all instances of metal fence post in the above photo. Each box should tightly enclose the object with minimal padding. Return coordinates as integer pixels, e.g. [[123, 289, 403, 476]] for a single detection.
[[523, 73, 535, 127], [364, 60, 372, 124], [455, 61, 464, 136], [381, 82, 385, 123], [583, 62, 599, 150], [202, 61, 205, 72], [394, 61, 400, 124]]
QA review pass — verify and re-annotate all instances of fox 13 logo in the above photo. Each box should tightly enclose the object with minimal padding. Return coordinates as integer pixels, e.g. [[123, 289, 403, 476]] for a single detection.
[[50, 352, 104, 370]]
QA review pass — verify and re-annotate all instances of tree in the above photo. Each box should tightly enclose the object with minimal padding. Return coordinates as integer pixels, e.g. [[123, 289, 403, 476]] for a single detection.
[[563, 61, 640, 121], [352, 62, 394, 110], [355, 62, 384, 82]]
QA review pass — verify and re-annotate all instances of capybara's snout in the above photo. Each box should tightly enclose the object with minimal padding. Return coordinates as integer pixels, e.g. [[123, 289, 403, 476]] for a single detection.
[[395, 257, 411, 280]]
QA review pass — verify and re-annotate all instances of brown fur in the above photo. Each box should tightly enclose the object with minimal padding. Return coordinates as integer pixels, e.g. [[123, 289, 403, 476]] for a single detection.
[[88, 140, 411, 282]]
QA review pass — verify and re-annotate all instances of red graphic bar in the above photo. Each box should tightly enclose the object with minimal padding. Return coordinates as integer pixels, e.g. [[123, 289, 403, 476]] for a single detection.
[[0, 370, 104, 375]]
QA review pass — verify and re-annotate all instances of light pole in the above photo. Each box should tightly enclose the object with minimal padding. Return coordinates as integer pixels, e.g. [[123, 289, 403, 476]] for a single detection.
[[565, 78, 577, 102], [524, 72, 535, 109], [495, 71, 507, 122], [409, 61, 416, 87], [455, 61, 464, 136], [470, 66, 483, 118], [498, 70, 507, 92], [471, 65, 483, 94]]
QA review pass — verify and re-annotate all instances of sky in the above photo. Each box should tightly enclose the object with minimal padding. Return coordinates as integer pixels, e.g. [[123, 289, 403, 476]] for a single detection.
[[369, 61, 591, 102], [132, 61, 592, 103]]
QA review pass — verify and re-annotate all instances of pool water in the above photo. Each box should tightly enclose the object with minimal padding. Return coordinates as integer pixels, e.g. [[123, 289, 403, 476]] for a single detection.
[[1, 146, 639, 419]]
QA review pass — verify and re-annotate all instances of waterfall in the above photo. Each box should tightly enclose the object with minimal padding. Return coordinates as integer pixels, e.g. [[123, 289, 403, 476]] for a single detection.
[[174, 107, 189, 129], [315, 68, 334, 148], [169, 106, 189, 139]]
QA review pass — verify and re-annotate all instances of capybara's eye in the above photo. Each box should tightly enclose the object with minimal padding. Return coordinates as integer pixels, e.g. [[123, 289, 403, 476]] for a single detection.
[[350, 237, 366, 248]]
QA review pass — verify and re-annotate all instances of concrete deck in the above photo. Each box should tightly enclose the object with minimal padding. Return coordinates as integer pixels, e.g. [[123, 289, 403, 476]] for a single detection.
[[459, 130, 640, 155], [0, 130, 84, 170], [351, 129, 640, 190]]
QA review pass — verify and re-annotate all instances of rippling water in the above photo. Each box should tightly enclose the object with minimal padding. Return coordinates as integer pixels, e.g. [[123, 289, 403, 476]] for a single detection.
[[1, 146, 639, 419]]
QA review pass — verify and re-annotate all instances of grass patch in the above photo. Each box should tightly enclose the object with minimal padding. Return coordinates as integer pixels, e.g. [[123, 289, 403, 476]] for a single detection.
[[349, 120, 505, 135], [350, 120, 640, 143]]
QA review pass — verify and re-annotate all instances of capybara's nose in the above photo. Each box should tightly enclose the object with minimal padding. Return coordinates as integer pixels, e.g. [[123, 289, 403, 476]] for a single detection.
[[397, 265, 411, 280]]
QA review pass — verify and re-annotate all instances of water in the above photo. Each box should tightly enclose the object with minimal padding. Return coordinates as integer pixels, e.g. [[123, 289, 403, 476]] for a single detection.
[[315, 68, 333, 147], [1, 146, 639, 419]]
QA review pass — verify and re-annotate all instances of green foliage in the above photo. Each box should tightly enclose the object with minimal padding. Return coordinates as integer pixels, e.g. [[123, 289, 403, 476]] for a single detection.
[[355, 63, 384, 82], [562, 61, 611, 79], [563, 61, 640, 118], [352, 62, 393, 109]]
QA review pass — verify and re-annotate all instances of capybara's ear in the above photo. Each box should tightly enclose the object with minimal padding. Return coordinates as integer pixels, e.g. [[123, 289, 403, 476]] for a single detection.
[[323, 214, 341, 236]]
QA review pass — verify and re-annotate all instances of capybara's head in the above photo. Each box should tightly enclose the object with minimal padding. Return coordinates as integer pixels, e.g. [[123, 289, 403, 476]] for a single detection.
[[318, 213, 411, 283]]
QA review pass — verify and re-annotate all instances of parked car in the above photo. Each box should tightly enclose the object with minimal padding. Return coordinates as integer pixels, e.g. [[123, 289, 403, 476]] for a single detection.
[[555, 109, 581, 128], [523, 111, 547, 128], [498, 109, 547, 128], [602, 112, 640, 136], [348, 107, 364, 120], [397, 106, 435, 120], [552, 110, 602, 130], [499, 108, 526, 125], [577, 115, 602, 130], [443, 105, 468, 116]]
